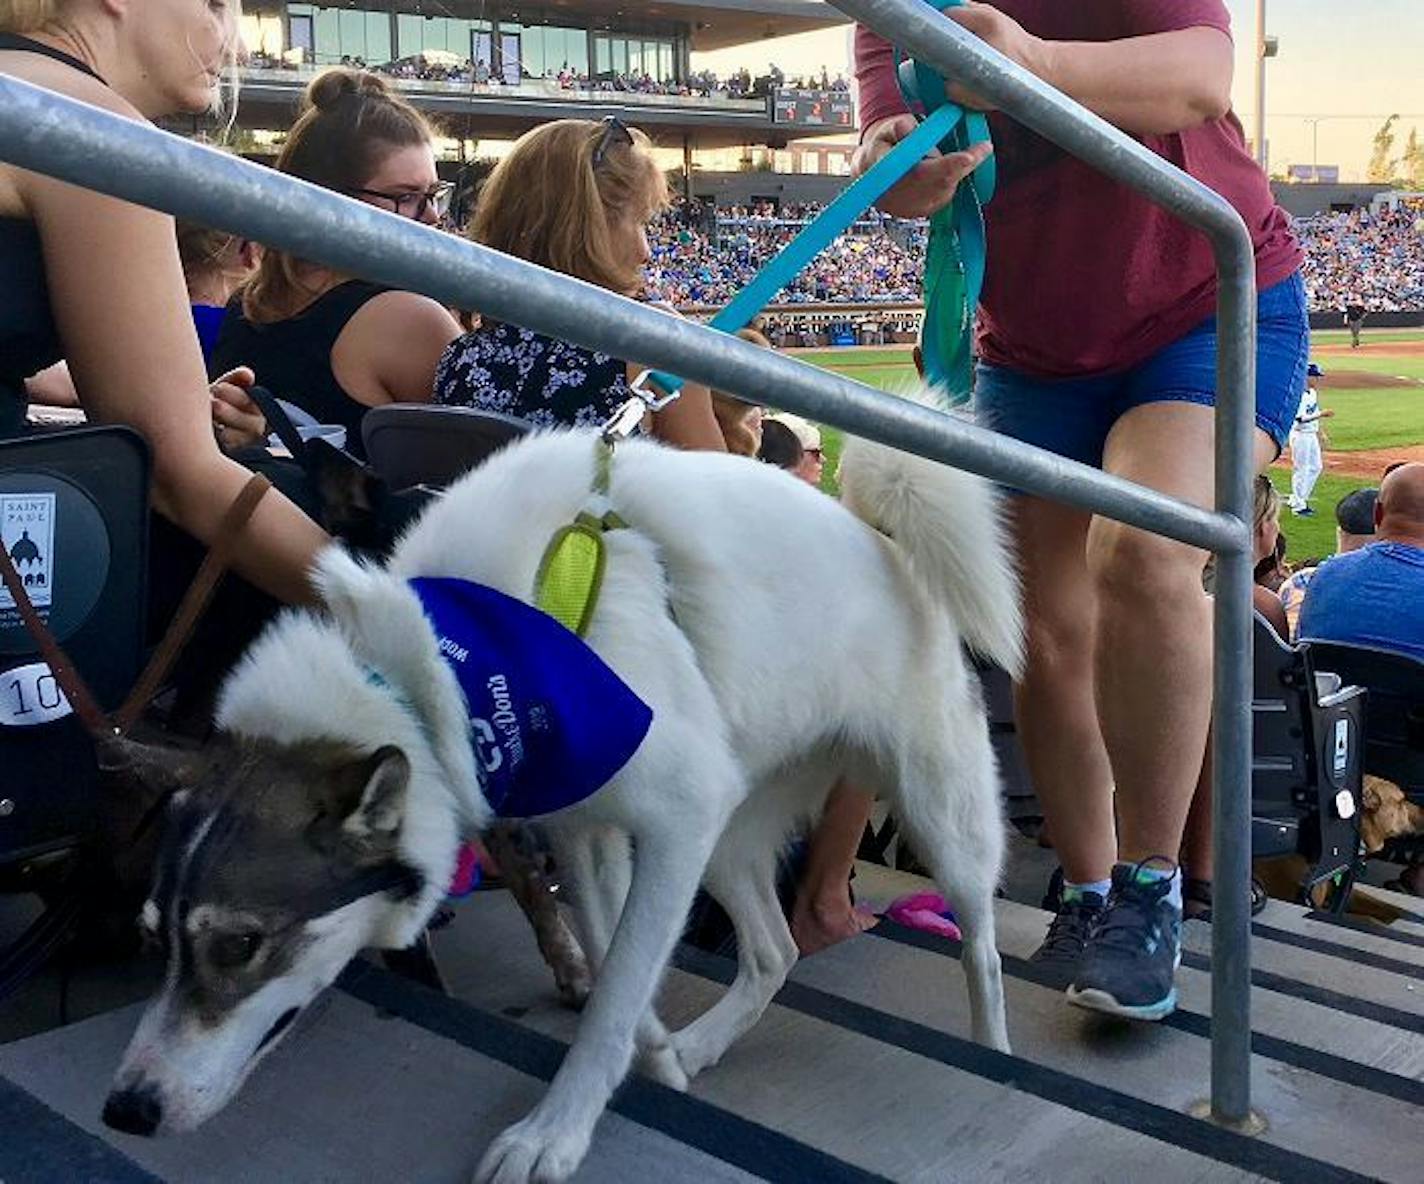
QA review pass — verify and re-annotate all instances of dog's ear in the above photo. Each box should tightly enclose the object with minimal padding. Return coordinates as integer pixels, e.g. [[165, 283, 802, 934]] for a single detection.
[[335, 746, 410, 849]]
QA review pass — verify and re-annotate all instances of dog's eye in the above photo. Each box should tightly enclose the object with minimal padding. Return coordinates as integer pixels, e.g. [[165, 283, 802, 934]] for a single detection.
[[209, 930, 264, 969]]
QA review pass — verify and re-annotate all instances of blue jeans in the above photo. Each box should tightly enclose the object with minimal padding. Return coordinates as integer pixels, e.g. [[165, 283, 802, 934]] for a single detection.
[[974, 272, 1309, 466]]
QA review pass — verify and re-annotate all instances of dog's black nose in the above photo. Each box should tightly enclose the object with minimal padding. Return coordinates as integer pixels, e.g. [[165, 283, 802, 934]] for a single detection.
[[102, 1085, 162, 1137]]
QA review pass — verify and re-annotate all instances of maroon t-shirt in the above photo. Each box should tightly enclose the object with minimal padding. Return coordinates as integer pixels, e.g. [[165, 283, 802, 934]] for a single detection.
[[854, 1, 1302, 377]]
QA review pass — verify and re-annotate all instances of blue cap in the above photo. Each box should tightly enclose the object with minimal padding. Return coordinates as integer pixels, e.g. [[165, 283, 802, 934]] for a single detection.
[[1307, 362, 1324, 377]]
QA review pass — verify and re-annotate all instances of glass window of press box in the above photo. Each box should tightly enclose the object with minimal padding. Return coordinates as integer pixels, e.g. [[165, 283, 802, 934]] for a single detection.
[[284, 5, 392, 66], [592, 33, 676, 83]]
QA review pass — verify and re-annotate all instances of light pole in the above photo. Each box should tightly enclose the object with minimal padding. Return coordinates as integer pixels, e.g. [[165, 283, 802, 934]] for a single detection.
[[1303, 117, 1326, 179], [1254, 0, 1268, 169]]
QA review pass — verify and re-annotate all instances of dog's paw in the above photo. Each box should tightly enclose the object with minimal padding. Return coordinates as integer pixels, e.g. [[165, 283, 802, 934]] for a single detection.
[[637, 1041, 689, 1092], [669, 1031, 719, 1082], [553, 963, 592, 1011], [474, 1119, 590, 1184]]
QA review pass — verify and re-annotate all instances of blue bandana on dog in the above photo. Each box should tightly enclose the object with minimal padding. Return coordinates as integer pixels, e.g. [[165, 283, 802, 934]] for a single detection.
[[408, 577, 653, 818]]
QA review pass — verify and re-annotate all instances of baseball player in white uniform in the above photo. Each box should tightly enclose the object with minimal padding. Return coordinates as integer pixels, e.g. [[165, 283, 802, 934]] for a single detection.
[[1288, 363, 1333, 515]]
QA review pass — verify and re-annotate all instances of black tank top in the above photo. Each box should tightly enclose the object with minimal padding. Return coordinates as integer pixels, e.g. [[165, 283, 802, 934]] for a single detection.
[[211, 281, 396, 459], [0, 35, 107, 436]]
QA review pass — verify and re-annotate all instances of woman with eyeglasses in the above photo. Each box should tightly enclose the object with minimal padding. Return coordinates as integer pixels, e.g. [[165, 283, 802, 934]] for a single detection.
[[0, 0, 327, 607], [213, 68, 462, 457], [434, 117, 725, 451]]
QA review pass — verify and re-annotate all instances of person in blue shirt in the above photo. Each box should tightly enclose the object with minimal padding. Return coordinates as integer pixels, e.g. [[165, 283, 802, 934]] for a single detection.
[[1298, 462, 1424, 660], [176, 221, 259, 370]]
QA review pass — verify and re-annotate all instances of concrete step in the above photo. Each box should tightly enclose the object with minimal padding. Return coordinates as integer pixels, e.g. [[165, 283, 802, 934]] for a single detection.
[[2, 879, 1420, 1183]]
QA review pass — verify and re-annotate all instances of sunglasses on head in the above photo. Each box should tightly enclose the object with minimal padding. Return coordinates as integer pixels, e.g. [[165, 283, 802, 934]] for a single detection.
[[348, 180, 455, 222], [591, 115, 634, 171]]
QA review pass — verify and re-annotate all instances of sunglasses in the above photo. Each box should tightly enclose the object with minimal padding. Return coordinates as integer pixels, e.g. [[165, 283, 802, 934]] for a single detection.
[[348, 180, 455, 222], [591, 115, 634, 171]]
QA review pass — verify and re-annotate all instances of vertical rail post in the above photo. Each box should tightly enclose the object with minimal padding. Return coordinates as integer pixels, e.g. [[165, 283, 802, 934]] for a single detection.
[[831, 0, 1261, 1125]]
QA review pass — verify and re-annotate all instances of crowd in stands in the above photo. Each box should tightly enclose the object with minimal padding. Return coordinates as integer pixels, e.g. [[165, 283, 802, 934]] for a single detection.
[[1298, 201, 1424, 313], [644, 206, 926, 308], [246, 49, 848, 100], [639, 200, 1424, 315]]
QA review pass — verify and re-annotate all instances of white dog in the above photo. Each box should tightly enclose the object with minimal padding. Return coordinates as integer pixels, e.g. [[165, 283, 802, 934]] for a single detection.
[[104, 409, 1020, 1184]]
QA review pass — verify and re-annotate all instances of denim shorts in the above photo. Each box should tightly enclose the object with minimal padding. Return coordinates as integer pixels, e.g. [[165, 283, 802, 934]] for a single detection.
[[973, 272, 1309, 467]]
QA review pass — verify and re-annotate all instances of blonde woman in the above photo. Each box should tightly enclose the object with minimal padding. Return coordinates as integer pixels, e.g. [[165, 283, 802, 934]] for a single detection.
[[435, 117, 724, 450], [0, 0, 325, 605], [213, 68, 462, 458]]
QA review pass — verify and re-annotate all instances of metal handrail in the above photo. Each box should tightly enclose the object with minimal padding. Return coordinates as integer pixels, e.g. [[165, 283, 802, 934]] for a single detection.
[[0, 0, 1258, 1124], [837, 0, 1258, 1126], [0, 78, 1236, 551]]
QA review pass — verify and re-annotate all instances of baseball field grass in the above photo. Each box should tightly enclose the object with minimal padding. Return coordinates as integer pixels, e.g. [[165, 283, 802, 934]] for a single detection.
[[797, 329, 1424, 564]]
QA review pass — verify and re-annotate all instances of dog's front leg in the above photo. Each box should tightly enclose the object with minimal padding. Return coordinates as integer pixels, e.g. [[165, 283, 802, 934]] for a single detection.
[[474, 827, 714, 1184]]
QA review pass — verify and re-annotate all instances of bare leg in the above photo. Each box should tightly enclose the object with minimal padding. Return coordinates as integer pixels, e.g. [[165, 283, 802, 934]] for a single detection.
[[1090, 403, 1276, 864], [790, 778, 878, 955], [1180, 731, 1214, 886], [1012, 497, 1117, 885]]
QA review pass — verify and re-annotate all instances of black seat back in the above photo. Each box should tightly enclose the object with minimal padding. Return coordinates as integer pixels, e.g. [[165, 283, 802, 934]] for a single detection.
[[1252, 616, 1365, 888], [0, 428, 149, 865], [1305, 641, 1424, 795], [361, 405, 528, 492]]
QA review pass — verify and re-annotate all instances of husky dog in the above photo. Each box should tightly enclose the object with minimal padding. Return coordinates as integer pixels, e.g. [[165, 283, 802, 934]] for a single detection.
[[104, 411, 1021, 1184]]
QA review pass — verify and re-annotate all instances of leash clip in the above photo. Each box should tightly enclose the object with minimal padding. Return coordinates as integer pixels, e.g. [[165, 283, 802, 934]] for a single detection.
[[626, 369, 682, 412], [600, 370, 681, 445]]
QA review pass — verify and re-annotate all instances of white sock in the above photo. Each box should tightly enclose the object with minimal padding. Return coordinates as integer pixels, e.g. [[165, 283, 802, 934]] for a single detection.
[[1063, 879, 1111, 903]]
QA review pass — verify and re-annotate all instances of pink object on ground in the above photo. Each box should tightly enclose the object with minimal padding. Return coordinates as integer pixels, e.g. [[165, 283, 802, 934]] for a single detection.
[[447, 841, 483, 898], [883, 891, 961, 940]]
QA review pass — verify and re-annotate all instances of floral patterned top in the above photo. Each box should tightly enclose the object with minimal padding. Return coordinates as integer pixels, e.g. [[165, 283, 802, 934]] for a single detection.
[[433, 321, 632, 429]]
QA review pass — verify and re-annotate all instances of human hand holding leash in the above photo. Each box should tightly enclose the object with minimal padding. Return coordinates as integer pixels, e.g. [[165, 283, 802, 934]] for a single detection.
[[853, 114, 992, 219], [210, 366, 267, 450]]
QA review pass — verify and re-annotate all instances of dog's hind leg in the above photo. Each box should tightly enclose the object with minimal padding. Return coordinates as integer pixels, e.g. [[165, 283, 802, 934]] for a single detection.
[[669, 808, 798, 1080], [556, 825, 686, 1091], [884, 714, 1010, 1053], [476, 817, 720, 1184]]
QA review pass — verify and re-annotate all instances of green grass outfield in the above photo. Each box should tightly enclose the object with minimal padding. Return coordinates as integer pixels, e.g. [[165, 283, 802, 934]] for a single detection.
[[795, 331, 1422, 563]]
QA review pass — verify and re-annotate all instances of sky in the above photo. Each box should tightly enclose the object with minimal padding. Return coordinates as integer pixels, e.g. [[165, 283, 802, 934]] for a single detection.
[[691, 1, 1424, 181]]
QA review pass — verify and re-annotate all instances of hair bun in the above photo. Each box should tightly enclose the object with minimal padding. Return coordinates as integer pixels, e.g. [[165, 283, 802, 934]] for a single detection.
[[305, 67, 391, 113]]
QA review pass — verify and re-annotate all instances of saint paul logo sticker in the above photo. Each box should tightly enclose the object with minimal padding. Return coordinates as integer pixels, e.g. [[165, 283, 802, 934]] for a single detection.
[[2, 493, 57, 612]]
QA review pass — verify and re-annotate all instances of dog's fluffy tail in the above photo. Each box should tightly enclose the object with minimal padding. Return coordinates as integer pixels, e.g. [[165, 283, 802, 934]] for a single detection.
[[838, 386, 1023, 678]]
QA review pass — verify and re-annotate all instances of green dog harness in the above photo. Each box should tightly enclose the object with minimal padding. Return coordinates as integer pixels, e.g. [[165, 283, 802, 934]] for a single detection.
[[533, 440, 625, 637]]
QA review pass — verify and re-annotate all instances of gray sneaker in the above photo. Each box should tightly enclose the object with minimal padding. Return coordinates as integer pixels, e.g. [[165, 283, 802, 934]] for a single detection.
[[1029, 889, 1106, 989], [1067, 860, 1182, 1021]]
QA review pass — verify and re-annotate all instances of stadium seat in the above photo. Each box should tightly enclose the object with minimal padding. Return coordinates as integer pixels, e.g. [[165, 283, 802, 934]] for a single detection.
[[0, 428, 149, 994], [361, 404, 529, 492], [1252, 616, 1367, 905], [1304, 641, 1424, 794]]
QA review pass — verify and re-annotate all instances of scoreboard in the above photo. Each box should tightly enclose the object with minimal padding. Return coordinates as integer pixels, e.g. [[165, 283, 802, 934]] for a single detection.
[[772, 88, 855, 129]]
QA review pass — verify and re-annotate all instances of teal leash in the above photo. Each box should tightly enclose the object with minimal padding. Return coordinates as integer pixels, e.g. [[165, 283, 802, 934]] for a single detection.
[[637, 0, 992, 406]]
